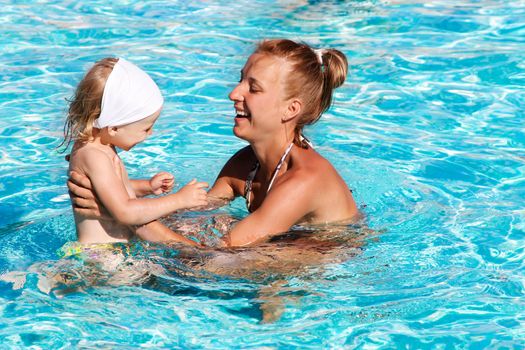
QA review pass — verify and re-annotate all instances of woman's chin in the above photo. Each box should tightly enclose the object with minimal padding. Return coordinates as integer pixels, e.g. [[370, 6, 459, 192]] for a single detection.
[[232, 126, 249, 140]]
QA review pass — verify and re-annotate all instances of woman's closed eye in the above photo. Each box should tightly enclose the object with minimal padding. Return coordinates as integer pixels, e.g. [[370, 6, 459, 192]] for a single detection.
[[249, 81, 262, 93], [247, 77, 262, 93], [249, 85, 261, 93]]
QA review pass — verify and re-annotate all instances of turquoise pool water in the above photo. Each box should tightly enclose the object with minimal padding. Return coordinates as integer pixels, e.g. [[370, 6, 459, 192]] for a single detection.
[[1, 0, 524, 348]]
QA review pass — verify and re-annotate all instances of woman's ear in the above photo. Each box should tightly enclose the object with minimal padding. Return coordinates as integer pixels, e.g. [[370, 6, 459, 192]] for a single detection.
[[282, 98, 302, 122]]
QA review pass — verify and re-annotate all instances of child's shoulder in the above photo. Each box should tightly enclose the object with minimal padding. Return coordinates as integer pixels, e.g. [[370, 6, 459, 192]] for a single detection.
[[70, 142, 117, 168]]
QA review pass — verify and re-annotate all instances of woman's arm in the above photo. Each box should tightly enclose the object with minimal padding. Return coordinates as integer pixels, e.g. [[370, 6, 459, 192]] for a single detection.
[[207, 145, 259, 199], [224, 171, 317, 247], [207, 176, 235, 203], [205, 147, 253, 205], [68, 170, 109, 219], [134, 221, 200, 246], [206, 154, 242, 201]]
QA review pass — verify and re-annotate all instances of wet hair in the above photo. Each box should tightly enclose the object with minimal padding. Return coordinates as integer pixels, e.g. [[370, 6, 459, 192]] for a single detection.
[[255, 39, 348, 147], [59, 57, 117, 151]]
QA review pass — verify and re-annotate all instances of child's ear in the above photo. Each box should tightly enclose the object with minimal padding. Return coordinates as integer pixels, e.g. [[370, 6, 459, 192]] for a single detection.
[[107, 126, 118, 136]]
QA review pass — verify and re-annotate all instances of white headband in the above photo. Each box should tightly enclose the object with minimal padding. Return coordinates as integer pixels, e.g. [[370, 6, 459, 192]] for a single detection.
[[94, 58, 164, 128]]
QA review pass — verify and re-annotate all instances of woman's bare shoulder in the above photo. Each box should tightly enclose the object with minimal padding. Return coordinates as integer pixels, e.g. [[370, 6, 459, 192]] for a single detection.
[[293, 146, 335, 173], [289, 147, 350, 194], [287, 147, 358, 221], [230, 145, 256, 163], [213, 146, 257, 197], [221, 145, 257, 174]]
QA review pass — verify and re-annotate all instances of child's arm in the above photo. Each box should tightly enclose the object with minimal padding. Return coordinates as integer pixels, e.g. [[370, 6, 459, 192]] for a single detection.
[[129, 179, 153, 197], [130, 172, 174, 197], [79, 149, 208, 226], [67, 169, 201, 245]]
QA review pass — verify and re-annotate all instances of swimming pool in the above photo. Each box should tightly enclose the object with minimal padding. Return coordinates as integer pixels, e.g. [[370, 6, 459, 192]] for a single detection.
[[1, 0, 524, 347]]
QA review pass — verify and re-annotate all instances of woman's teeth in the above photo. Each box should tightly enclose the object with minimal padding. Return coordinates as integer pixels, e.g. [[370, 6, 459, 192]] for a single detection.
[[236, 111, 249, 118]]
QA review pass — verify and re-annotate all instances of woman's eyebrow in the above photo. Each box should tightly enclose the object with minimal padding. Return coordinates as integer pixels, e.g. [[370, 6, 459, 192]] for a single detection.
[[248, 77, 263, 88], [239, 69, 263, 88]]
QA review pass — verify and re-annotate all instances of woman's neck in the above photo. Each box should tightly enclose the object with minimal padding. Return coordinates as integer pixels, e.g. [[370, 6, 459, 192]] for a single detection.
[[251, 137, 294, 180]]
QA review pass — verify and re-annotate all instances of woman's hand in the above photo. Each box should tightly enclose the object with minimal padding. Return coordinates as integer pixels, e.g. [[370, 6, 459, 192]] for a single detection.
[[67, 171, 109, 219], [149, 172, 175, 195]]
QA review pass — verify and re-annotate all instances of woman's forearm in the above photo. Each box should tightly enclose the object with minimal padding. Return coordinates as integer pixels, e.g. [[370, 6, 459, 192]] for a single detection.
[[135, 220, 200, 246]]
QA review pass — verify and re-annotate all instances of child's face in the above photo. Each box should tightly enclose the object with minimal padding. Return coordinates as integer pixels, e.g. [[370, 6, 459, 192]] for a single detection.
[[110, 109, 161, 151]]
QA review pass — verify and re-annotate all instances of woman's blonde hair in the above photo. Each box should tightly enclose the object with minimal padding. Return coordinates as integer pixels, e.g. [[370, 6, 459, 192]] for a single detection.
[[255, 39, 348, 147], [59, 57, 117, 150]]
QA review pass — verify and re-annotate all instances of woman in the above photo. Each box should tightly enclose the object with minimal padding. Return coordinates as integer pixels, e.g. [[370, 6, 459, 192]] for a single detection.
[[68, 39, 359, 247]]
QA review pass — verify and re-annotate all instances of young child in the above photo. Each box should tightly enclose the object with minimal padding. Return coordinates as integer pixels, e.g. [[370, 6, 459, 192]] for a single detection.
[[63, 57, 208, 245]]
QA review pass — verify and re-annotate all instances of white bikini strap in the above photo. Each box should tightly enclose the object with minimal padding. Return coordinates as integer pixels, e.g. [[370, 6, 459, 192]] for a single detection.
[[245, 142, 294, 211], [267, 143, 294, 193]]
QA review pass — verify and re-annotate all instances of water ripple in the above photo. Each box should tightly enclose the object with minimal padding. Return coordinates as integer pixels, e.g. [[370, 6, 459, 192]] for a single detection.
[[1, 0, 525, 347]]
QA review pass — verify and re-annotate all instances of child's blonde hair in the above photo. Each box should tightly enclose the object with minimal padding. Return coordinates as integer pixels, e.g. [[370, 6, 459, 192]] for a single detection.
[[60, 58, 117, 150]]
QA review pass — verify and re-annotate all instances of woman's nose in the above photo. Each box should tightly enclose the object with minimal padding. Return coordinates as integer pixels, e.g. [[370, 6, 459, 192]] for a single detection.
[[228, 83, 244, 102]]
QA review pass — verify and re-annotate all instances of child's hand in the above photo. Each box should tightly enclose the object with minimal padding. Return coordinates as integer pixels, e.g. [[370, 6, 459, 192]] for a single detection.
[[150, 172, 175, 195], [176, 179, 209, 208]]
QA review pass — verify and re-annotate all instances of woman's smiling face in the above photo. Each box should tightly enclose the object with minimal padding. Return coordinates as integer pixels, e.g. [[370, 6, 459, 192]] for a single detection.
[[229, 53, 291, 143]]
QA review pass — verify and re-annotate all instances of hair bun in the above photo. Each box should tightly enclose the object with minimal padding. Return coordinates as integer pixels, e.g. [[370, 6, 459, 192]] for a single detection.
[[323, 49, 348, 89]]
